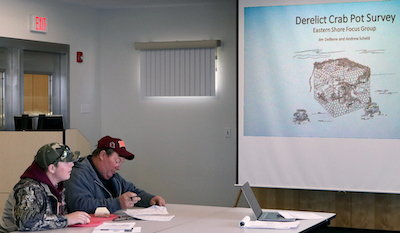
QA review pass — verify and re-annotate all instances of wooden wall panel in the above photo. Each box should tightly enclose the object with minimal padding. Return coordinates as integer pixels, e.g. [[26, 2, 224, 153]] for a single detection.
[[334, 192, 351, 227], [0, 131, 62, 214], [24, 74, 49, 114], [65, 129, 92, 157], [24, 74, 33, 112], [252, 187, 400, 231], [0, 131, 62, 192], [33, 74, 49, 113], [351, 192, 375, 229], [278, 189, 299, 210], [373, 193, 400, 230]]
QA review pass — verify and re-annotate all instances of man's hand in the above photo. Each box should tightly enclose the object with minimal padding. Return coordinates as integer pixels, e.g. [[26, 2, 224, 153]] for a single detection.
[[150, 196, 166, 206], [119, 191, 141, 209], [66, 211, 91, 225]]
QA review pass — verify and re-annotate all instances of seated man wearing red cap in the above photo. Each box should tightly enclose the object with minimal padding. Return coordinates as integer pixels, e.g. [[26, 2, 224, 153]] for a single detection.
[[0, 143, 90, 232], [65, 136, 165, 214]]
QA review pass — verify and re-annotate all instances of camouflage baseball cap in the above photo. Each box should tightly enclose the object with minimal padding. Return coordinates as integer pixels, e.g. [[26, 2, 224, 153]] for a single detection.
[[35, 142, 80, 169]]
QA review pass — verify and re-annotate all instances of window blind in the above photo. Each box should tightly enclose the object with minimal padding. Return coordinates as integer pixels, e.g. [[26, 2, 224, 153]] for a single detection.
[[140, 48, 216, 97]]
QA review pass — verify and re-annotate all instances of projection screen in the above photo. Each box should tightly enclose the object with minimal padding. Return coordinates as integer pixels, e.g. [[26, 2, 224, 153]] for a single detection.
[[238, 0, 400, 193]]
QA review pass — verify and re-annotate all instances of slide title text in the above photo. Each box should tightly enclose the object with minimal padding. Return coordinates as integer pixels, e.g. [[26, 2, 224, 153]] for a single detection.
[[296, 13, 396, 25]]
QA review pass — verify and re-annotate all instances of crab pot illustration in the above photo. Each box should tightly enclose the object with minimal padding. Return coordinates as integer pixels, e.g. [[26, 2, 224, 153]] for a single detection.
[[312, 58, 371, 118]]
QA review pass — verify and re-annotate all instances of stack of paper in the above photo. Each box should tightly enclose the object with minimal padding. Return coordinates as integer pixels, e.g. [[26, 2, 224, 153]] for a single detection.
[[92, 222, 140, 232], [124, 205, 175, 221], [239, 216, 300, 229], [279, 211, 325, 220]]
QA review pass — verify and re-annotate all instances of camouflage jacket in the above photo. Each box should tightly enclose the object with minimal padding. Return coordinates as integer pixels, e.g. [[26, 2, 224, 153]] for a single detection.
[[11, 177, 68, 231]]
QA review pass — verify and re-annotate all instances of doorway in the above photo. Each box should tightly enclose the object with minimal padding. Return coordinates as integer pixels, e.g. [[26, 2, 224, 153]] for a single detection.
[[0, 37, 70, 130]]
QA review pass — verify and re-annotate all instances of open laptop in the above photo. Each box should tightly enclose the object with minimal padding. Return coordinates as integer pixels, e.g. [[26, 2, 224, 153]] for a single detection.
[[241, 182, 295, 222]]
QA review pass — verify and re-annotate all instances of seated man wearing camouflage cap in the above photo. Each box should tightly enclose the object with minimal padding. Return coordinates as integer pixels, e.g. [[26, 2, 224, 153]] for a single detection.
[[0, 143, 90, 232]]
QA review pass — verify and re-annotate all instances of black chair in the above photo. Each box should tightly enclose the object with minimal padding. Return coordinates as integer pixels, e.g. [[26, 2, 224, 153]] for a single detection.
[[14, 114, 33, 131]]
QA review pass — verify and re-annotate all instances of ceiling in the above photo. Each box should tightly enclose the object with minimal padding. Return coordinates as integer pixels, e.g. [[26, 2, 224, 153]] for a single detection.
[[48, 0, 226, 9]]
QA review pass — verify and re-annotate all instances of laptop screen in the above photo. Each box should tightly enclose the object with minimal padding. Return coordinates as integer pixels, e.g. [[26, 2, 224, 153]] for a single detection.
[[241, 182, 263, 218]]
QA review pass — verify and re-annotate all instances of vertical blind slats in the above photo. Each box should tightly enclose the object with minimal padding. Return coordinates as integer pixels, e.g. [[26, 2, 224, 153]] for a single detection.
[[140, 48, 216, 96]]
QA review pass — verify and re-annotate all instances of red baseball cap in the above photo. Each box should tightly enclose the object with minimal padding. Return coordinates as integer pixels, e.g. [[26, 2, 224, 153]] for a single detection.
[[97, 136, 135, 160]]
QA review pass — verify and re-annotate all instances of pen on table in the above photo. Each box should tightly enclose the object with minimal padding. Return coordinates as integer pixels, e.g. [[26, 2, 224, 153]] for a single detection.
[[100, 229, 133, 232]]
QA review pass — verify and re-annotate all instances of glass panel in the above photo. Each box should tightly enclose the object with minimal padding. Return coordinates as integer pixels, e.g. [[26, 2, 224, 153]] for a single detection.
[[24, 74, 50, 115]]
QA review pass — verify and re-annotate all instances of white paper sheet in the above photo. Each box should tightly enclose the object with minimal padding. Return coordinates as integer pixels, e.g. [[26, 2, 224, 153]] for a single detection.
[[125, 205, 169, 215], [239, 216, 300, 229], [130, 215, 175, 221], [93, 222, 137, 232], [124, 205, 175, 221], [279, 211, 325, 220]]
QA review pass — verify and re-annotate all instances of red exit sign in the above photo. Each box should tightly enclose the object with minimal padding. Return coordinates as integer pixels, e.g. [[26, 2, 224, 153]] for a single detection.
[[29, 15, 48, 33]]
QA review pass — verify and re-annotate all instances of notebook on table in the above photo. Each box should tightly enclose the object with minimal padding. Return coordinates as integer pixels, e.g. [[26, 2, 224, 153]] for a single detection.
[[241, 182, 295, 222]]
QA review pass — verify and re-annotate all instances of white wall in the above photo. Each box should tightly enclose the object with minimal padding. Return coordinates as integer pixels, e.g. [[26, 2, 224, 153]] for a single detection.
[[0, 0, 239, 207], [100, 1, 238, 206]]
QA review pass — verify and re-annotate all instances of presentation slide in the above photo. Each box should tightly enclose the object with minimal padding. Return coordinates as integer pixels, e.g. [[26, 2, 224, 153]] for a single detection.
[[238, 0, 400, 193]]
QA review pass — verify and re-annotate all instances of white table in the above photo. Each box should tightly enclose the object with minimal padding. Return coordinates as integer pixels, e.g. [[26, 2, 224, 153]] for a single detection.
[[23, 204, 335, 233], [156, 204, 335, 233]]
